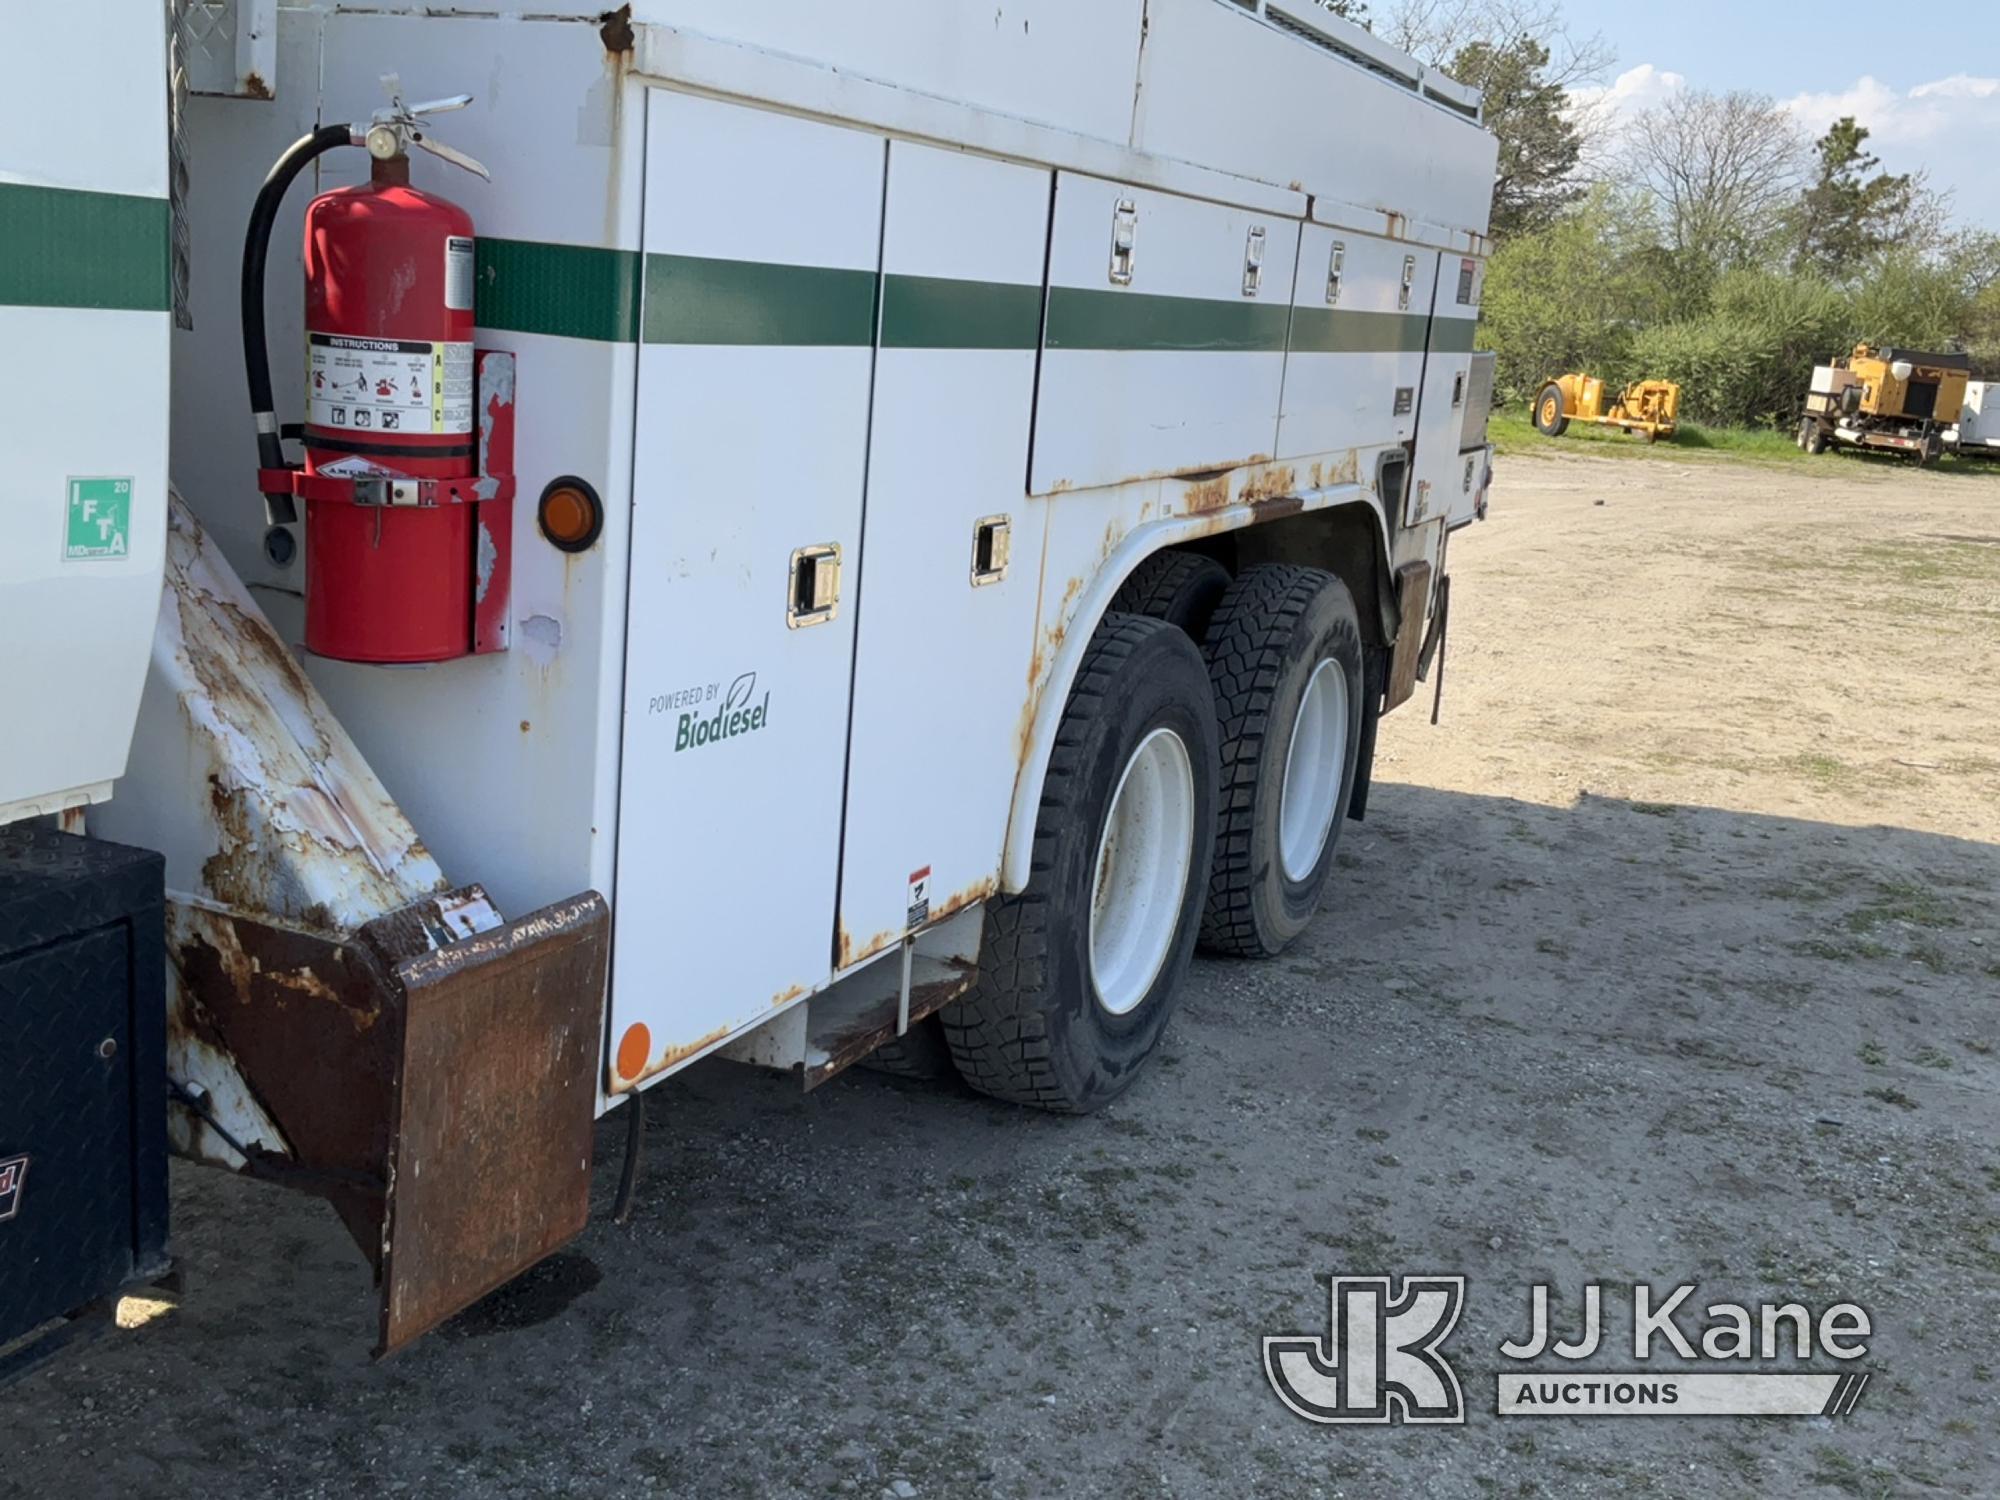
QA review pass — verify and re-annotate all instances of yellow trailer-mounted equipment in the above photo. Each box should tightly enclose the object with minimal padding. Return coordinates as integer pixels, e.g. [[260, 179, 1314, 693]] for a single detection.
[[1533, 375, 1679, 443], [1799, 344, 1970, 465]]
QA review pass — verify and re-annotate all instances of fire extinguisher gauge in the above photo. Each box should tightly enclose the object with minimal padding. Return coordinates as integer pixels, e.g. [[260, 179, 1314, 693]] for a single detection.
[[365, 75, 490, 180], [538, 478, 603, 553]]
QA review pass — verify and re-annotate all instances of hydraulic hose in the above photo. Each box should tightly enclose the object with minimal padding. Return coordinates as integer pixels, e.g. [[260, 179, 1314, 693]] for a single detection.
[[242, 123, 355, 516]]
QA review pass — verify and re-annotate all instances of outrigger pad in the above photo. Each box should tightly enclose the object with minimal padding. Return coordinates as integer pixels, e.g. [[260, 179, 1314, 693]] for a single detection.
[[375, 891, 609, 1356]]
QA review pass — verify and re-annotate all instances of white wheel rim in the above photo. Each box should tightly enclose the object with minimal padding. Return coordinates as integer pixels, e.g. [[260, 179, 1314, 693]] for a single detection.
[[1278, 659, 1348, 882], [1088, 727, 1196, 1017]]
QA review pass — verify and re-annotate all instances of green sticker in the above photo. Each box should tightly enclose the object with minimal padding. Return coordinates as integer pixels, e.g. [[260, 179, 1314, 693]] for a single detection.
[[65, 476, 132, 559]]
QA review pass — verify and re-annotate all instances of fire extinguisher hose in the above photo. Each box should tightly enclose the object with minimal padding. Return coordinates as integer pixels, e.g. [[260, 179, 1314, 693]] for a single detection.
[[241, 122, 356, 516]]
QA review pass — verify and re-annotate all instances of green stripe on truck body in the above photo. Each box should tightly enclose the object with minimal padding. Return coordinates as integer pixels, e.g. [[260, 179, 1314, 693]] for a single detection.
[[1288, 307, 1430, 355], [468, 238, 1478, 357], [644, 254, 877, 347], [0, 182, 169, 312], [1045, 286, 1292, 353], [879, 274, 1043, 351], [475, 238, 641, 343], [1428, 318, 1478, 354]]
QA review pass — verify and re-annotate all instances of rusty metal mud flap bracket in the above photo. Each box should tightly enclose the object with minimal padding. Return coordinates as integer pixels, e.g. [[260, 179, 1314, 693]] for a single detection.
[[169, 888, 609, 1356], [1384, 559, 1433, 712]]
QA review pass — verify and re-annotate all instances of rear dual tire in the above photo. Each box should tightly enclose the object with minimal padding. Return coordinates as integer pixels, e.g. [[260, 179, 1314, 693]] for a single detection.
[[942, 615, 1219, 1113], [1200, 565, 1366, 959], [1109, 549, 1232, 643], [946, 564, 1367, 1111], [859, 1016, 957, 1081]]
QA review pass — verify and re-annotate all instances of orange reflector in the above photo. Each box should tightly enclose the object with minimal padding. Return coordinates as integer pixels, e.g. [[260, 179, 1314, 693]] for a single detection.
[[538, 476, 602, 552], [615, 1022, 652, 1083]]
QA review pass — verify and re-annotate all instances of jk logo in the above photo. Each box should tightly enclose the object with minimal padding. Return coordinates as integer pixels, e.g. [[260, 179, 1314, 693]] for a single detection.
[[1264, 1275, 1466, 1424]]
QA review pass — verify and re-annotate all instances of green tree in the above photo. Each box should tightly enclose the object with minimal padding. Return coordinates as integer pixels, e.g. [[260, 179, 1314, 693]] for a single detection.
[[1449, 33, 1584, 238], [1626, 269, 1850, 424], [1945, 231, 2000, 374], [1846, 248, 1970, 350], [1476, 187, 1647, 395], [1380, 3, 1609, 240], [1794, 117, 1915, 278]]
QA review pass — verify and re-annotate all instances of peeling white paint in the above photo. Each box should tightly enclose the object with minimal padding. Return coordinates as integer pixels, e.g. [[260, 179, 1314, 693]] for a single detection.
[[475, 520, 499, 603], [519, 612, 564, 667]]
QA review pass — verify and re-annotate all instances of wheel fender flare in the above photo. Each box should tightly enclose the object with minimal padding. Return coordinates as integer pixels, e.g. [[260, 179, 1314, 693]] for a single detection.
[[1001, 482, 1379, 893]]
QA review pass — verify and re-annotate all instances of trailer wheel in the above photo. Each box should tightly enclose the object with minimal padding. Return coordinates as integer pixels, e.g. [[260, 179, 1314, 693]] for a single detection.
[[942, 614, 1218, 1113], [1109, 549, 1232, 644], [1199, 566, 1365, 959], [1802, 420, 1828, 456], [1534, 384, 1569, 437], [859, 1016, 958, 1082]]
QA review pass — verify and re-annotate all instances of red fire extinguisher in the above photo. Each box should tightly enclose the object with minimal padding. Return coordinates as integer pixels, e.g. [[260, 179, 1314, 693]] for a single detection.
[[244, 87, 508, 664]]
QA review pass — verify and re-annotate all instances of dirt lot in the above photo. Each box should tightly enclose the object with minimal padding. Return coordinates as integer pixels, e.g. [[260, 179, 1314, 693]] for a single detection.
[[7, 449, 1998, 1499]]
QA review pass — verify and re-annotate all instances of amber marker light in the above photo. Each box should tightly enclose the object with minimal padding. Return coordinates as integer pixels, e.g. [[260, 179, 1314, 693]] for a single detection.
[[538, 476, 603, 552]]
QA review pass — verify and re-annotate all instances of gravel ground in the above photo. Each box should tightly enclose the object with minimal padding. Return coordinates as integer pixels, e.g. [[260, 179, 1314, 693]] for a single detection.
[[6, 448, 1998, 1499]]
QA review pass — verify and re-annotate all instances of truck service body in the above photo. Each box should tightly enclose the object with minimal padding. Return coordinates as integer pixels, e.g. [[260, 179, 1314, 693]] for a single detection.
[[2, 0, 1497, 1357]]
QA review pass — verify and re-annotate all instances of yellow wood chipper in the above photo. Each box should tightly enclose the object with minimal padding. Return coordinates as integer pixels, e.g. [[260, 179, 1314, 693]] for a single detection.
[[1533, 374, 1681, 443], [1798, 344, 1970, 465]]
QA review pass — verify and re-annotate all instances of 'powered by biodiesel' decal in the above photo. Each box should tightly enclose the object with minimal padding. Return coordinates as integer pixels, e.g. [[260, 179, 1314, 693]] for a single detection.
[[648, 671, 771, 753]]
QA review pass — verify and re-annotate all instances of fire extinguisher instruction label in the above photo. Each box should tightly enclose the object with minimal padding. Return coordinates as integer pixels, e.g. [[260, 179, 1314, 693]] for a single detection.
[[444, 236, 475, 311], [307, 332, 472, 435]]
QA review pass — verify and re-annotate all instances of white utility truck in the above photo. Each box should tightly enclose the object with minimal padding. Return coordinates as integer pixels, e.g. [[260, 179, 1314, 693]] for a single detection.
[[1949, 379, 2000, 457], [3, 0, 1496, 1358]]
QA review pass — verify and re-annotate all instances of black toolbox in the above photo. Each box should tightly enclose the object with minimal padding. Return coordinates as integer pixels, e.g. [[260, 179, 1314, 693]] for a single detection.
[[0, 825, 169, 1379]]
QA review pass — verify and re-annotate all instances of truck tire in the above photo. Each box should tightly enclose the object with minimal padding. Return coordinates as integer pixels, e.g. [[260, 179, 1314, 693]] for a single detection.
[[942, 614, 1218, 1113], [1200, 565, 1365, 959], [1109, 549, 1231, 644], [1535, 383, 1569, 437], [859, 1015, 958, 1081]]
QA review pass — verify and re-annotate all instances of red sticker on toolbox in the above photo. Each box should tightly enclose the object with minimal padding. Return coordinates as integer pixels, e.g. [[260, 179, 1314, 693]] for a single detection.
[[0, 1154, 28, 1222]]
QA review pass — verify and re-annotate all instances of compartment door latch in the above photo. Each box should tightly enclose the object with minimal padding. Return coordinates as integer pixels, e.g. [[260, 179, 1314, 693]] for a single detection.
[[788, 543, 842, 628]]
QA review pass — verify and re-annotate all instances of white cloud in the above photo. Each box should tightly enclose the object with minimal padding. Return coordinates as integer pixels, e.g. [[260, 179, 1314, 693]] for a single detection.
[[1909, 74, 2000, 103], [1778, 73, 2000, 146], [1567, 63, 1686, 123], [1780, 72, 2000, 225]]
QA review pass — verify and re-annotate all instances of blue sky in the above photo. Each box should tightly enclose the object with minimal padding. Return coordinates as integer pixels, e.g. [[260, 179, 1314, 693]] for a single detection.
[[1563, 0, 2000, 229]]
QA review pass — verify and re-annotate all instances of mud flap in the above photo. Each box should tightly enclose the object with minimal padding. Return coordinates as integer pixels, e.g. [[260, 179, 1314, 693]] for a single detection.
[[376, 892, 610, 1355], [1384, 559, 1433, 711], [168, 888, 609, 1355]]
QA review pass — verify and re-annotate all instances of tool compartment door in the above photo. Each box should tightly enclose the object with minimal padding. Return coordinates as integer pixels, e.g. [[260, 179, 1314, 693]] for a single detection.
[[610, 91, 884, 1090], [1277, 226, 1429, 460], [1031, 174, 1297, 494], [1406, 252, 1481, 528], [835, 143, 1052, 969]]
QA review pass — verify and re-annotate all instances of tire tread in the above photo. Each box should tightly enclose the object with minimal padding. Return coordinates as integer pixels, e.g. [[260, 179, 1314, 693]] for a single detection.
[[1109, 550, 1231, 641], [941, 613, 1175, 1111], [1199, 564, 1339, 957]]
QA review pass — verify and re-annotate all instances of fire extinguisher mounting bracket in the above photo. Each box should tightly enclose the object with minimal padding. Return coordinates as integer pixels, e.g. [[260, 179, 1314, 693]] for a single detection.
[[256, 350, 518, 662]]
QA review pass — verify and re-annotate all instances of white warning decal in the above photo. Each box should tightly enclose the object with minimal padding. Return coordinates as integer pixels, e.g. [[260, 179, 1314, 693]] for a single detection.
[[308, 333, 472, 435], [317, 454, 415, 480], [445, 235, 475, 311]]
